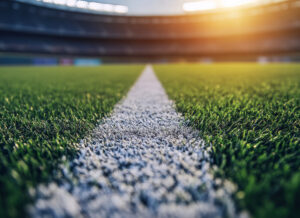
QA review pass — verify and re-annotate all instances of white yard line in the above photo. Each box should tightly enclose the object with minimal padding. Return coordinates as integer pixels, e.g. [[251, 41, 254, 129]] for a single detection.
[[30, 65, 238, 218]]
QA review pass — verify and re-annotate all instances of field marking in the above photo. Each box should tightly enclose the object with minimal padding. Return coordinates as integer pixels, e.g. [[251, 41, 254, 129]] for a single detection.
[[30, 65, 238, 218]]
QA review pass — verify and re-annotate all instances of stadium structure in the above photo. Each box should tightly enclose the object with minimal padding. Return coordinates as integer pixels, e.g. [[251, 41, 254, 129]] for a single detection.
[[0, 0, 300, 63]]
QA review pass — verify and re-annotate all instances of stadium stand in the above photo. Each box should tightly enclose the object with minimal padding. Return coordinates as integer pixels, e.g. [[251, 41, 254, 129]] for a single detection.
[[0, 0, 300, 61]]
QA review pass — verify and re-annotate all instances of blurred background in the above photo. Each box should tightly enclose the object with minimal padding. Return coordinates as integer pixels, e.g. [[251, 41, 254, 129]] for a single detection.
[[0, 0, 300, 65]]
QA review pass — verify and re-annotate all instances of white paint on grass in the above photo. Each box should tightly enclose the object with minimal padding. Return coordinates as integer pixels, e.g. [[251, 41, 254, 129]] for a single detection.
[[29, 65, 239, 218]]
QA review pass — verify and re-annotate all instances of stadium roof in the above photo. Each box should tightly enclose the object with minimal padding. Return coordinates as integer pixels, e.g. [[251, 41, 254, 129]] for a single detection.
[[16, 0, 288, 15]]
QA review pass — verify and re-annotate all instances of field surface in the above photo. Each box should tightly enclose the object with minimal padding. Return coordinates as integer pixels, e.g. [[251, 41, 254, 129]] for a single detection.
[[155, 63, 300, 218], [30, 66, 236, 218], [0, 65, 142, 218]]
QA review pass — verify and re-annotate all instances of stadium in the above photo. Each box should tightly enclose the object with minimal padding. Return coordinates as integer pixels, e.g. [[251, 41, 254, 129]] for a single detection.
[[1, 0, 300, 63], [0, 0, 299, 218]]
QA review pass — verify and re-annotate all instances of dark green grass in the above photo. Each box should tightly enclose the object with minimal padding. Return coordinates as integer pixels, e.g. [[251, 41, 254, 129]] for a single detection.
[[155, 63, 300, 218], [0, 65, 142, 218]]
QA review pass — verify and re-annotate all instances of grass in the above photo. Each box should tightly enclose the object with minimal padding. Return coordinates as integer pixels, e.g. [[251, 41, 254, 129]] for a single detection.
[[0, 65, 142, 218], [155, 63, 300, 218]]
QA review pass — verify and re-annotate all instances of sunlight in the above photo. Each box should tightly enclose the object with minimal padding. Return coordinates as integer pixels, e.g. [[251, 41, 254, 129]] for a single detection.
[[220, 0, 257, 8], [183, 0, 259, 12]]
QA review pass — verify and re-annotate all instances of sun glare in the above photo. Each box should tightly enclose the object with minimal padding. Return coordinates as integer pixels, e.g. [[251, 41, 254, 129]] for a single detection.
[[183, 0, 259, 12]]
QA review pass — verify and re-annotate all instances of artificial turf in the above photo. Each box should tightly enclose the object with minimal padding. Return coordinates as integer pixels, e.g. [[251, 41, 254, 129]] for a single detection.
[[155, 63, 300, 218], [0, 65, 142, 218]]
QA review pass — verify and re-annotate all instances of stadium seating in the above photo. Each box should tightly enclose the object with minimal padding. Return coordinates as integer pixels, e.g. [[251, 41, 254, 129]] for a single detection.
[[0, 0, 300, 59]]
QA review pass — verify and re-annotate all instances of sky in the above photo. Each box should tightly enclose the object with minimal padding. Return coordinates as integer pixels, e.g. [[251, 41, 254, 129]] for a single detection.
[[20, 0, 279, 15], [63, 0, 277, 15], [20, 0, 202, 15], [93, 0, 189, 15]]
